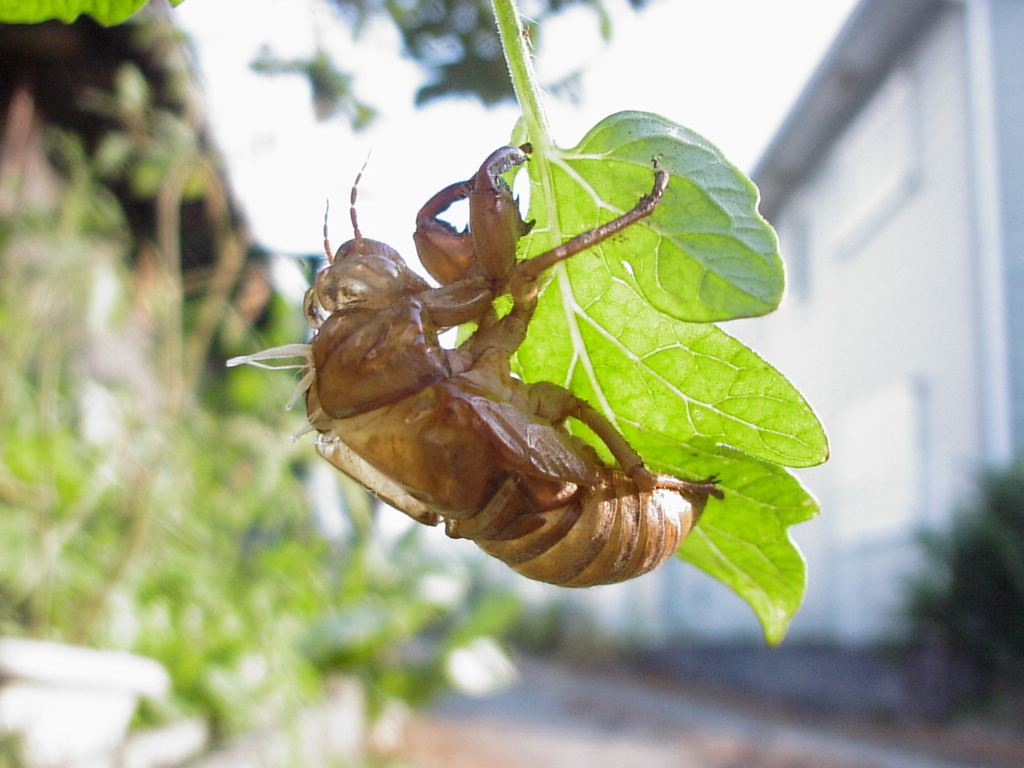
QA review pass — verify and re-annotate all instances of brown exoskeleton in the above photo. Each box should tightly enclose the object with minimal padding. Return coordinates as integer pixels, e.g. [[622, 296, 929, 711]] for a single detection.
[[230, 146, 722, 587]]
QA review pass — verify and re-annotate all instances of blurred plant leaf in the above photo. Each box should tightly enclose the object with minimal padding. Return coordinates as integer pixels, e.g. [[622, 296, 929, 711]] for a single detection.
[[0, 0, 184, 25]]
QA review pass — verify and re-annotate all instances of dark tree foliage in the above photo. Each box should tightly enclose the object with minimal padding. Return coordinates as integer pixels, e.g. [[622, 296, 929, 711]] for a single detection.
[[253, 0, 650, 128], [252, 47, 376, 128], [908, 464, 1024, 698]]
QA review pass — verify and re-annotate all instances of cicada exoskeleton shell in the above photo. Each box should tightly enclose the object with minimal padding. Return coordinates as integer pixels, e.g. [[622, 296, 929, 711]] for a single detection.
[[230, 146, 721, 588]]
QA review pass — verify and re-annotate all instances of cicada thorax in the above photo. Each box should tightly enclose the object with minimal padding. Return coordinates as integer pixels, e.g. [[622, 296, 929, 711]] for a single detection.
[[310, 376, 515, 518], [311, 301, 452, 418], [307, 354, 598, 521], [307, 237, 453, 419]]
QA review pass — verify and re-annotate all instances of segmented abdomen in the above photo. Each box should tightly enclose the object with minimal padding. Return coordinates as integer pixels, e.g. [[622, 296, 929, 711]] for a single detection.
[[465, 473, 700, 587]]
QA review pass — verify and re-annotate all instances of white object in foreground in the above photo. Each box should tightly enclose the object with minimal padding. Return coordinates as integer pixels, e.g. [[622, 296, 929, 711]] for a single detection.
[[0, 638, 170, 768]]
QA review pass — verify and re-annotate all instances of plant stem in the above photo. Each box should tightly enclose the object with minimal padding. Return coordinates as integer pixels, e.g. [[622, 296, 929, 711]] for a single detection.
[[491, 0, 550, 153], [492, 0, 561, 248]]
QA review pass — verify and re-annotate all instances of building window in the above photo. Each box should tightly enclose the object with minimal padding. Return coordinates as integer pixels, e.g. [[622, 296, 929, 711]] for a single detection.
[[833, 378, 926, 542]]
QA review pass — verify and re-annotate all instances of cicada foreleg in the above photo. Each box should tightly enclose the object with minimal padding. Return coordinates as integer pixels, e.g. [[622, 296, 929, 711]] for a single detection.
[[413, 180, 478, 285], [461, 167, 671, 362]]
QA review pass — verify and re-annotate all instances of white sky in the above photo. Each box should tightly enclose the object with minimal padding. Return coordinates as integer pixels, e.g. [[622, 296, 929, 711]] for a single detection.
[[176, 0, 859, 258]]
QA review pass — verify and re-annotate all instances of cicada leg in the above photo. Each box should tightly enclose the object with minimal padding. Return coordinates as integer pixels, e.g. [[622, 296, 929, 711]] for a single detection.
[[461, 168, 670, 361], [527, 380, 723, 503]]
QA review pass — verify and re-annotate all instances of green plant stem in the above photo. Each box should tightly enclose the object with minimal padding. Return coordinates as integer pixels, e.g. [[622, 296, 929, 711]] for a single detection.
[[491, 0, 550, 153], [491, 0, 562, 248]]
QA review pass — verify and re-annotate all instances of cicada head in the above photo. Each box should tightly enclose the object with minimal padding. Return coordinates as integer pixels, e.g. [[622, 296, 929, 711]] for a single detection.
[[309, 240, 428, 320], [307, 159, 431, 325]]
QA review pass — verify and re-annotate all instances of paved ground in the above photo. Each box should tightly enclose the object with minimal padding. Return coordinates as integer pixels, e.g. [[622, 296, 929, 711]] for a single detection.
[[399, 657, 1024, 768]]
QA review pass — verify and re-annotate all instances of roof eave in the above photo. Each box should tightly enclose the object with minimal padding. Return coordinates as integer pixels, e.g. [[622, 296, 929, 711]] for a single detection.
[[751, 0, 951, 220]]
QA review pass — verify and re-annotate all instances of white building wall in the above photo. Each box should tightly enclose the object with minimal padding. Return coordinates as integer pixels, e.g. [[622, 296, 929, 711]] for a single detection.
[[725, 6, 981, 643]]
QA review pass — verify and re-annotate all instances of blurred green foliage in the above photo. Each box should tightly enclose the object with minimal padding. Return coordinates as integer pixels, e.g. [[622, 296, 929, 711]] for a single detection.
[[0, 58, 518, 747]]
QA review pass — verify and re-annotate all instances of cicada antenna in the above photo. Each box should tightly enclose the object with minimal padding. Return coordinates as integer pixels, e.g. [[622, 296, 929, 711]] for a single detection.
[[350, 152, 371, 242], [323, 199, 333, 263], [323, 153, 372, 265]]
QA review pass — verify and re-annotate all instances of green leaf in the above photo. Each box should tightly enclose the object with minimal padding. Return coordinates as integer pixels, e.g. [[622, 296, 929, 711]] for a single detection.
[[0, 0, 162, 25], [545, 111, 784, 322], [517, 244, 827, 471], [513, 112, 827, 641], [664, 439, 819, 645], [590, 428, 817, 645]]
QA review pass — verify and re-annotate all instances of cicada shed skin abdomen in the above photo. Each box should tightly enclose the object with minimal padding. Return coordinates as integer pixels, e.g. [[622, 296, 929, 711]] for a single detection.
[[230, 146, 721, 587], [479, 476, 698, 587]]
